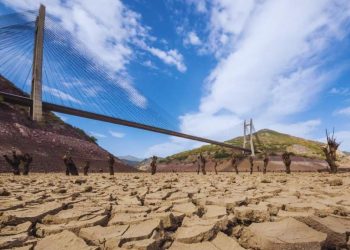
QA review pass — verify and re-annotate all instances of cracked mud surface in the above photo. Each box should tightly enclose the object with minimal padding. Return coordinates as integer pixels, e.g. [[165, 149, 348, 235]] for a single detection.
[[0, 173, 349, 249]]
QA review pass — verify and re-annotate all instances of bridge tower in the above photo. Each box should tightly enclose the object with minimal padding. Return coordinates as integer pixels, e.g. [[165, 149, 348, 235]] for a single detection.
[[30, 4, 45, 121], [243, 118, 255, 156]]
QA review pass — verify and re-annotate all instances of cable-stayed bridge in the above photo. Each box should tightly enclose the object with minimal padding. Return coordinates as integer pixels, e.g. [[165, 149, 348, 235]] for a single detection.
[[0, 5, 250, 153]]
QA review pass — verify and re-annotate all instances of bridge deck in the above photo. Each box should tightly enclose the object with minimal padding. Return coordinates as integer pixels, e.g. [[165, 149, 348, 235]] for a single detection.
[[0, 91, 251, 152]]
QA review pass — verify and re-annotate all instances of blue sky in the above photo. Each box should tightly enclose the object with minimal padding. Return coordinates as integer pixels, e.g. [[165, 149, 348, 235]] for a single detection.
[[1, 0, 350, 158]]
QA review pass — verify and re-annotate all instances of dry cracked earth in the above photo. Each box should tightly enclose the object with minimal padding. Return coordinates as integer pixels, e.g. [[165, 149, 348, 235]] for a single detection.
[[0, 173, 349, 250]]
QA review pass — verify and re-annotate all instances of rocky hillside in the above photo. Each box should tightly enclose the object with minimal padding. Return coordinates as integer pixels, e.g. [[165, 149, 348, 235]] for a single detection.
[[0, 75, 136, 173], [147, 129, 350, 172]]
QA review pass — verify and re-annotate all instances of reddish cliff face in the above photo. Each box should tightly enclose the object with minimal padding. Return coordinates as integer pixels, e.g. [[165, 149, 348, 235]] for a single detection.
[[0, 75, 136, 173]]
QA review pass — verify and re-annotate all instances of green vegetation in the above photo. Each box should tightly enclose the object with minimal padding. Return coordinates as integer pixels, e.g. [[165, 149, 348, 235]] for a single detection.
[[43, 112, 97, 144], [72, 126, 98, 144], [213, 150, 231, 159], [159, 157, 171, 164], [89, 136, 98, 144], [168, 129, 326, 162], [44, 112, 67, 127]]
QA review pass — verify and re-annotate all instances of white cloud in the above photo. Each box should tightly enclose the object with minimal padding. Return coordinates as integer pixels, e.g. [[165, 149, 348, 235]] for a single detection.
[[43, 86, 82, 104], [187, 0, 208, 13], [145, 136, 204, 158], [144, 46, 187, 73], [179, 111, 241, 141], [142, 60, 157, 69], [109, 130, 125, 138], [147, 0, 350, 157], [335, 131, 350, 151], [207, 0, 256, 56], [334, 106, 350, 116], [81, 86, 103, 97], [3, 0, 186, 106], [267, 119, 322, 139], [317, 130, 350, 151], [3, 0, 144, 102], [89, 131, 106, 138], [330, 87, 350, 95], [184, 31, 202, 46], [189, 0, 349, 130]]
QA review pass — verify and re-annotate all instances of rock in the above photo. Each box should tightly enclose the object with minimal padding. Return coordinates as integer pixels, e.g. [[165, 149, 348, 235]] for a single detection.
[[234, 204, 270, 223], [0, 172, 349, 249], [0, 221, 32, 236], [2, 201, 64, 225], [112, 204, 151, 214], [181, 215, 229, 231], [0, 199, 25, 212], [0, 233, 28, 249], [36, 214, 109, 237], [175, 223, 219, 243], [156, 204, 172, 213], [276, 210, 313, 221], [265, 196, 300, 210], [239, 217, 327, 250], [285, 201, 333, 216], [11, 245, 34, 250], [0, 187, 10, 196], [328, 178, 343, 186], [120, 218, 162, 245], [211, 232, 244, 250], [74, 178, 87, 185], [35, 230, 96, 250], [171, 197, 191, 205], [79, 224, 129, 246], [52, 188, 67, 194], [122, 238, 159, 250], [169, 240, 218, 250], [231, 225, 244, 238], [42, 205, 106, 224], [108, 212, 148, 226], [168, 192, 189, 201], [203, 205, 227, 219], [149, 212, 179, 230], [222, 197, 247, 210], [298, 216, 350, 249], [260, 177, 272, 183], [247, 193, 274, 204], [118, 195, 142, 206], [172, 203, 198, 217], [84, 186, 93, 192], [145, 190, 175, 201]]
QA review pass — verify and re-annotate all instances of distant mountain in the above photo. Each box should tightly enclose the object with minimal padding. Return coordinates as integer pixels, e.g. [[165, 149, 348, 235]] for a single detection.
[[168, 129, 328, 162], [136, 156, 165, 172], [119, 155, 143, 162], [118, 155, 144, 167], [155, 129, 350, 172], [136, 158, 152, 171]]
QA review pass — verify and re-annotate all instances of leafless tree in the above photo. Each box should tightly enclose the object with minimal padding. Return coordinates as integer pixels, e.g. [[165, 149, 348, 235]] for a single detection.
[[322, 129, 340, 174], [282, 151, 293, 174]]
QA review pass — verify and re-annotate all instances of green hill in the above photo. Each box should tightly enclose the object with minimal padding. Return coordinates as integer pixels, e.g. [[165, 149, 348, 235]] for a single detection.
[[164, 129, 326, 163]]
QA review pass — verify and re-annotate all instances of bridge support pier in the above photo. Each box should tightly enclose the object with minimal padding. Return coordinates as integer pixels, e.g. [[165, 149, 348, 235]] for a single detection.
[[31, 4, 45, 122], [243, 118, 255, 156]]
